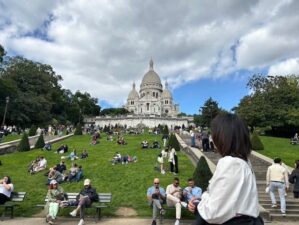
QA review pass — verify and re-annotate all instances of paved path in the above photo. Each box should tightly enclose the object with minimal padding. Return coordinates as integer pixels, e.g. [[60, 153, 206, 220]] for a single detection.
[[0, 218, 298, 225]]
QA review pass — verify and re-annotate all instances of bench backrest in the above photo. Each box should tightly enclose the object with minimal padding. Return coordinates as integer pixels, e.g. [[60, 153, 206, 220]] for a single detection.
[[44, 192, 112, 203], [11, 192, 26, 202]]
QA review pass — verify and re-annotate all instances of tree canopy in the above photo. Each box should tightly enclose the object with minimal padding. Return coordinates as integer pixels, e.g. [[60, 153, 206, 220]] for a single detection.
[[0, 46, 100, 127], [236, 74, 299, 136]]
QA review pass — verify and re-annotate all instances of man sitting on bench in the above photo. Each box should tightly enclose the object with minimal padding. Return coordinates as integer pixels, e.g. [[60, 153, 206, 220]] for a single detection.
[[70, 179, 98, 225]]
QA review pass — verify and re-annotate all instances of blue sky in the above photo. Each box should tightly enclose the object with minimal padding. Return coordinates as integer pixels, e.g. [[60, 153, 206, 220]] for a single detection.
[[1, 0, 298, 115]]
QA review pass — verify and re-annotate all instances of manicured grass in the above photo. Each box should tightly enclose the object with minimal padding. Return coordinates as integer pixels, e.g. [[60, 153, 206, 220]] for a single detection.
[[259, 136, 299, 167], [0, 133, 195, 218], [1, 134, 22, 143]]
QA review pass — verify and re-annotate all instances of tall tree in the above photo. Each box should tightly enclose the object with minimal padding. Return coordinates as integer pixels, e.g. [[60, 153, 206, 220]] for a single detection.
[[200, 97, 221, 127], [0, 44, 5, 63]]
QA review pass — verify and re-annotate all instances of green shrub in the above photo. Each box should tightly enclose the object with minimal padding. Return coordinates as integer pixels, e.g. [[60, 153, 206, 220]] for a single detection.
[[251, 132, 264, 150], [193, 156, 213, 191], [34, 134, 45, 149], [74, 124, 83, 135], [28, 125, 37, 136], [168, 133, 180, 151], [162, 125, 169, 135], [17, 133, 30, 151]]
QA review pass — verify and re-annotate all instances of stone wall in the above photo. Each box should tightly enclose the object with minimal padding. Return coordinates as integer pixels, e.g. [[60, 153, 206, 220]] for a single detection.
[[94, 115, 192, 128], [0, 134, 73, 155]]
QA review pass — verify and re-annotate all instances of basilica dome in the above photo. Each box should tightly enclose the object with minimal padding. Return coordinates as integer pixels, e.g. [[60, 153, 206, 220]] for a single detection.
[[161, 81, 172, 99], [128, 83, 139, 99], [140, 59, 162, 91]]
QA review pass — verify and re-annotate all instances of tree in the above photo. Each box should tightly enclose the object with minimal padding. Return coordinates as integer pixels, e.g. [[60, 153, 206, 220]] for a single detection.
[[100, 108, 129, 116], [236, 74, 299, 136], [17, 133, 30, 151], [35, 134, 45, 149], [162, 125, 169, 135], [168, 133, 180, 151], [200, 98, 221, 127], [251, 132, 264, 150], [0, 44, 5, 63], [28, 125, 37, 136], [74, 124, 83, 135], [193, 156, 213, 191]]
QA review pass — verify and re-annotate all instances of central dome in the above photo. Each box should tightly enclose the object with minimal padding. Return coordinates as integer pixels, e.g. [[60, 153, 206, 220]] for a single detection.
[[140, 59, 162, 91]]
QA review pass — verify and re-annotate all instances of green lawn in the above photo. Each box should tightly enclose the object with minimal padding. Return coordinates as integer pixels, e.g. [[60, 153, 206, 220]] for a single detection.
[[0, 133, 195, 218], [1, 134, 22, 143], [259, 136, 299, 167]]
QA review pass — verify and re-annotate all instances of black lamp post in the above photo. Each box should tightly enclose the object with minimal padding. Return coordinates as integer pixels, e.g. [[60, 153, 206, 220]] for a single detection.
[[1, 96, 9, 128]]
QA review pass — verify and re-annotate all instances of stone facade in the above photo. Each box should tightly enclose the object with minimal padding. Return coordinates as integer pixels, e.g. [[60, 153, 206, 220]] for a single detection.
[[94, 115, 191, 129], [125, 59, 179, 116]]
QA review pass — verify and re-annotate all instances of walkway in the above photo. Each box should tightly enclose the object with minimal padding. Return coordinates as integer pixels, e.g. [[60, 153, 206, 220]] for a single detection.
[[0, 217, 298, 225]]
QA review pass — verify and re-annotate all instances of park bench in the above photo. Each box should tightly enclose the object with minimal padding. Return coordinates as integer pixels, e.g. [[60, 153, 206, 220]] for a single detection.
[[37, 192, 112, 222], [0, 192, 26, 220]]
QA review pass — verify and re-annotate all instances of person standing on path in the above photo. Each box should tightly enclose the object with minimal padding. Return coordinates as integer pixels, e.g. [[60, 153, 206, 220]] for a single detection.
[[289, 160, 299, 198], [266, 157, 289, 216]]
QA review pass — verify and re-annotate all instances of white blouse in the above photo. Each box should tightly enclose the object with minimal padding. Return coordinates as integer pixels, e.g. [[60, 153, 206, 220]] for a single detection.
[[197, 156, 259, 224]]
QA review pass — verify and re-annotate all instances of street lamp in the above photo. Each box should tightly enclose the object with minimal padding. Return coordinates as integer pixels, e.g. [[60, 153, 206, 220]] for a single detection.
[[1, 96, 9, 128]]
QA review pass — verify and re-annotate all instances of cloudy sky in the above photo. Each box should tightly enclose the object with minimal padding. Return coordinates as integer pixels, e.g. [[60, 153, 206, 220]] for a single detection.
[[1, 0, 299, 114]]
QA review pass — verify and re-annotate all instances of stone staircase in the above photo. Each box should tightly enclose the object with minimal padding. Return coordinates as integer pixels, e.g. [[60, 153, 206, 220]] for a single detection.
[[179, 135, 299, 221]]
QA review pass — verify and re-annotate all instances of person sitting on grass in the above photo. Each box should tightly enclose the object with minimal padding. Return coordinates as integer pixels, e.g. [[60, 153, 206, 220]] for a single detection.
[[81, 150, 88, 159], [0, 175, 14, 205], [56, 160, 67, 174], [56, 144, 68, 154], [147, 178, 166, 225], [151, 140, 160, 149], [43, 143, 52, 151], [32, 156, 47, 174], [291, 133, 298, 144], [28, 156, 41, 173], [70, 179, 98, 225], [117, 136, 126, 145], [112, 152, 122, 165], [141, 140, 149, 149], [67, 163, 79, 182], [61, 149, 79, 161], [47, 167, 64, 184]]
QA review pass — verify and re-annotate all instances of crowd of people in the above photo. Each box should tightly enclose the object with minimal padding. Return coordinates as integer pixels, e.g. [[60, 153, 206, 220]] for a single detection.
[[2, 115, 299, 225]]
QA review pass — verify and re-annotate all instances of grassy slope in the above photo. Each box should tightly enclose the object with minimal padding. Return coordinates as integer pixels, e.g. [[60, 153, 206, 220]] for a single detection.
[[1, 134, 22, 143], [0, 133, 195, 218], [259, 136, 299, 167]]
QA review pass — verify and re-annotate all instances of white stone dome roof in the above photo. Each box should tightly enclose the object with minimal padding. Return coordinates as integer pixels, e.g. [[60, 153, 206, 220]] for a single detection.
[[140, 59, 162, 90], [161, 89, 172, 99], [128, 83, 139, 99], [161, 81, 172, 99]]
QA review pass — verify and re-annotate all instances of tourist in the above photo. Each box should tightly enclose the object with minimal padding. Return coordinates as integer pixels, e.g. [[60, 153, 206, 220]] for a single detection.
[[0, 176, 14, 204], [67, 163, 79, 182], [188, 113, 262, 225], [291, 133, 298, 144], [45, 180, 65, 224], [43, 143, 52, 151], [152, 140, 160, 149], [56, 144, 68, 154], [162, 133, 169, 147], [190, 130, 195, 147], [117, 136, 126, 145], [62, 149, 78, 161], [81, 150, 89, 159], [289, 160, 299, 198], [112, 152, 122, 165], [208, 132, 214, 151], [70, 179, 98, 225], [168, 147, 178, 175], [166, 177, 187, 225], [56, 160, 67, 174], [147, 178, 166, 225], [267, 157, 289, 216], [48, 167, 64, 184], [183, 178, 202, 204], [141, 140, 149, 149], [28, 156, 40, 173], [32, 156, 47, 173], [201, 130, 209, 151], [157, 153, 165, 174]]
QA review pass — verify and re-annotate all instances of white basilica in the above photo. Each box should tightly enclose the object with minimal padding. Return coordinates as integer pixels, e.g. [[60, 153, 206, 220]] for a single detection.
[[125, 59, 180, 116]]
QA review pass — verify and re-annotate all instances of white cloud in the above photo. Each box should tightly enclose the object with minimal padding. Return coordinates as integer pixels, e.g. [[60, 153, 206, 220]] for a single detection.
[[0, 0, 299, 107], [268, 58, 299, 75]]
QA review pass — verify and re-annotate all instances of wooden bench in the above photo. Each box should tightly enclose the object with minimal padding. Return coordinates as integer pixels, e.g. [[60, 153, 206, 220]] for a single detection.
[[37, 192, 112, 222], [0, 192, 26, 220]]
